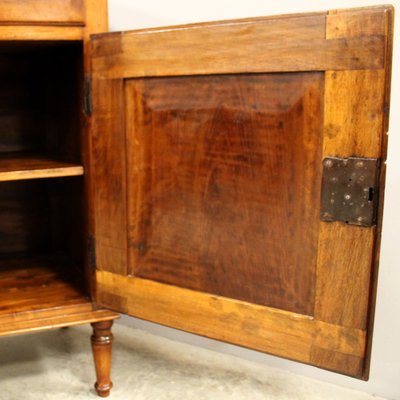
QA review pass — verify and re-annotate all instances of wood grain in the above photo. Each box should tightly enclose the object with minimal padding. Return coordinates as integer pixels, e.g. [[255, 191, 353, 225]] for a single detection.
[[0, 26, 83, 41], [0, 303, 119, 337], [315, 7, 391, 338], [91, 320, 114, 397], [0, 2, 121, 397], [91, 14, 384, 79], [363, 5, 394, 380], [83, 0, 109, 38], [92, 5, 394, 378], [0, 0, 84, 25], [82, 0, 109, 299], [0, 154, 83, 181], [310, 347, 363, 377], [326, 7, 387, 38], [322, 70, 385, 158], [0, 256, 118, 337], [315, 19, 389, 333], [125, 73, 323, 314], [0, 40, 86, 304], [315, 224, 375, 329], [97, 270, 366, 368], [91, 78, 128, 276], [0, 256, 87, 315], [314, 71, 384, 330]]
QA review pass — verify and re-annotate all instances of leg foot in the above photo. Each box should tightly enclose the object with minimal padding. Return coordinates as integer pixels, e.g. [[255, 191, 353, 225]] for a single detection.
[[91, 320, 114, 397]]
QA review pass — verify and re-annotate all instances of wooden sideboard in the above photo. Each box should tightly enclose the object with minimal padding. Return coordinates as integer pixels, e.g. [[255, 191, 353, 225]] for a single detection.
[[0, 2, 393, 397]]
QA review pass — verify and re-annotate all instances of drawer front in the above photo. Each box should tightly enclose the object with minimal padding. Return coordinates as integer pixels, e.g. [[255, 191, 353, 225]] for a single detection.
[[0, 0, 84, 25]]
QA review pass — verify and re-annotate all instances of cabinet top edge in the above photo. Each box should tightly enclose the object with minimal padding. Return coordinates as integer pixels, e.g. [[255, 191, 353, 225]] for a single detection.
[[90, 4, 393, 41]]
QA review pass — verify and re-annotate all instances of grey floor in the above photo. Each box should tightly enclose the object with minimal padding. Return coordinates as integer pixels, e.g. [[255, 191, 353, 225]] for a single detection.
[[0, 323, 388, 400]]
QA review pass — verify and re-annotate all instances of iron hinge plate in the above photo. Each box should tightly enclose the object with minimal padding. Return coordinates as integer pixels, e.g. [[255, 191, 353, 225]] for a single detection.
[[320, 157, 380, 227], [83, 78, 92, 116], [88, 236, 96, 270]]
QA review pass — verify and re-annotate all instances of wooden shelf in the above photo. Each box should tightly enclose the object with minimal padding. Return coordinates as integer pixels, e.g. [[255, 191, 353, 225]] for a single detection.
[[0, 256, 88, 316], [0, 256, 119, 336], [0, 154, 84, 182]]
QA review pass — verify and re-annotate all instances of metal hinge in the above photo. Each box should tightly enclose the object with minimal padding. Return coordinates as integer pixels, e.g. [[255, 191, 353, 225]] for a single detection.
[[88, 236, 96, 270], [320, 157, 380, 227], [83, 78, 92, 116]]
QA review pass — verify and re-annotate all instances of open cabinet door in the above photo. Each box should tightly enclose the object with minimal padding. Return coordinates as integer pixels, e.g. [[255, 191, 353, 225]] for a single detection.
[[89, 5, 393, 378]]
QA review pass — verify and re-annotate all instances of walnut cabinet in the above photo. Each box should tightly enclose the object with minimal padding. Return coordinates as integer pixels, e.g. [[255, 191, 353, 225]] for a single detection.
[[0, 2, 393, 397]]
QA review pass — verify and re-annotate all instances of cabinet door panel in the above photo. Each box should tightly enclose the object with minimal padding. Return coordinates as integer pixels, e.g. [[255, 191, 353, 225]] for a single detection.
[[90, 6, 393, 378], [125, 73, 323, 315]]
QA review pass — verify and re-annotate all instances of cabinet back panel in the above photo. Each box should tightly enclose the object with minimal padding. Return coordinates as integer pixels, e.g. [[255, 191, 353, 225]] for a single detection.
[[0, 42, 82, 162], [0, 181, 51, 255], [126, 72, 324, 315], [0, 53, 45, 154], [0, 179, 84, 267]]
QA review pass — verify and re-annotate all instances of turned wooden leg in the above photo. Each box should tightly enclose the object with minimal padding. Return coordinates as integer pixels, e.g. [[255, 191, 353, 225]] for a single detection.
[[91, 320, 114, 397]]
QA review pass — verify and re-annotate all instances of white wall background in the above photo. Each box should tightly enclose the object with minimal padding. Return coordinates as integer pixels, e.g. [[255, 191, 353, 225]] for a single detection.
[[107, 1, 400, 399]]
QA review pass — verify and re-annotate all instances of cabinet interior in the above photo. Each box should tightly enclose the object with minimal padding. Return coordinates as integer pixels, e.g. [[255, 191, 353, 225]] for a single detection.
[[0, 41, 88, 314]]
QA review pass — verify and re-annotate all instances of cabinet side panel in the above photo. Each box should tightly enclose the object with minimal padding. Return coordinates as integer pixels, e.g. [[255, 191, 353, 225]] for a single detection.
[[91, 78, 127, 275]]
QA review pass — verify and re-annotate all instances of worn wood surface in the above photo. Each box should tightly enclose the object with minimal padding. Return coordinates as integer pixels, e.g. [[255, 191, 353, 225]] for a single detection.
[[0, 256, 118, 336], [326, 6, 387, 38], [322, 70, 385, 158], [0, 306, 119, 337], [315, 224, 375, 330], [0, 304, 119, 337], [0, 0, 84, 25], [91, 5, 393, 378], [97, 270, 365, 376], [314, 70, 386, 331], [125, 73, 323, 314], [315, 6, 393, 379], [0, 256, 86, 315], [91, 12, 384, 79], [309, 347, 364, 377]]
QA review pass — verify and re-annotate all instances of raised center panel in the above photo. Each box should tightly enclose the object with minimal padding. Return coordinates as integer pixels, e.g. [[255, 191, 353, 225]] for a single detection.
[[125, 72, 324, 315]]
